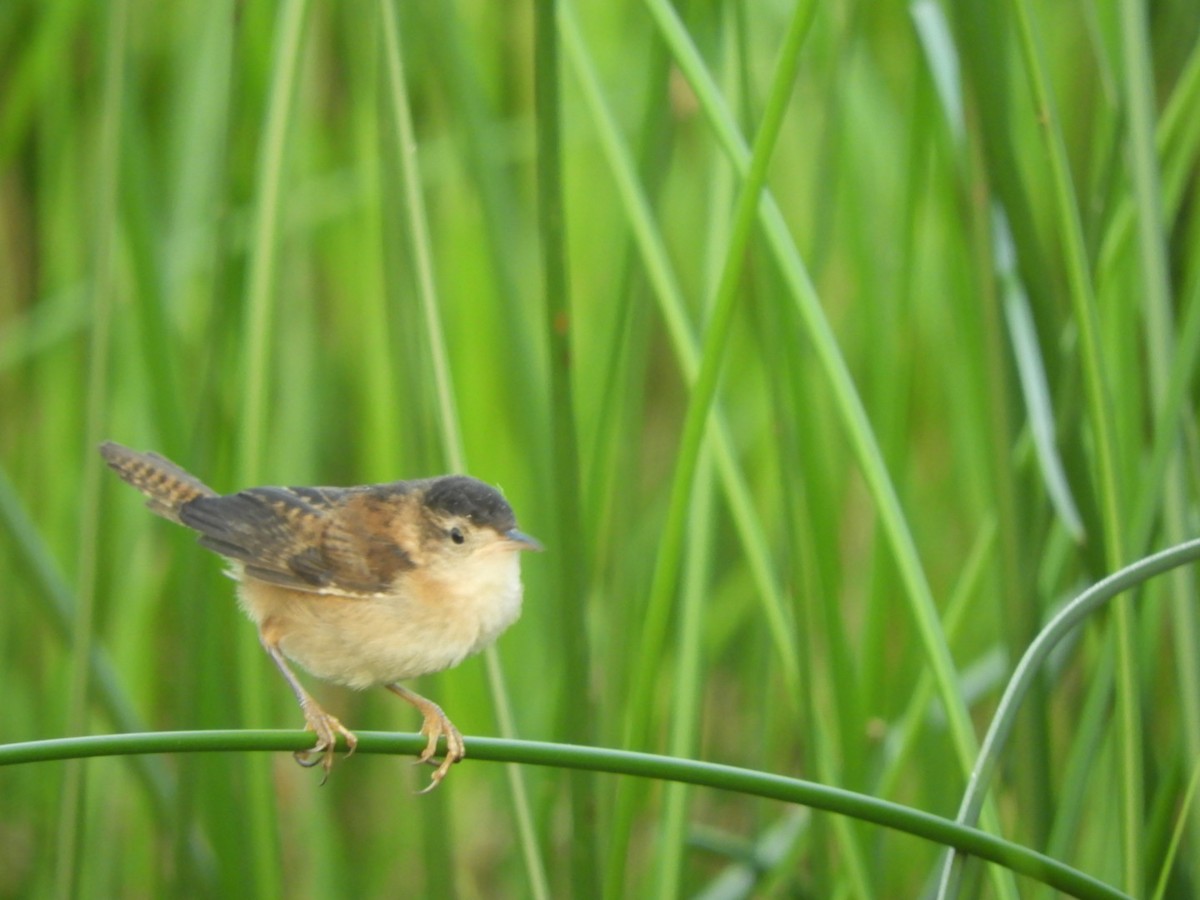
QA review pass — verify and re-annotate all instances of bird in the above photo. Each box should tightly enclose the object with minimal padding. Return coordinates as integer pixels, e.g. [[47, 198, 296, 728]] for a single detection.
[[99, 441, 542, 791]]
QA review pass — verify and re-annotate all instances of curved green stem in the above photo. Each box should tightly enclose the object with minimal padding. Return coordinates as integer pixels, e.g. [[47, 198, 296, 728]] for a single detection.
[[938, 537, 1200, 897], [2, 730, 1126, 900]]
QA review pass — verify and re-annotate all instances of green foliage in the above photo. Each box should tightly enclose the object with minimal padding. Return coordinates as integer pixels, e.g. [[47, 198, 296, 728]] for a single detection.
[[2, 0, 1199, 896]]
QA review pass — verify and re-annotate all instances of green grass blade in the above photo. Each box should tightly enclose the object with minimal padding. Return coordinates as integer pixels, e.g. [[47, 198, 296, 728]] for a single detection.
[[654, 449, 715, 897], [641, 0, 989, 819], [378, 2, 550, 894], [54, 1, 126, 894], [1006, 0, 1138, 889], [531, 0, 599, 891], [938, 537, 1200, 896], [1150, 755, 1200, 900], [1116, 0, 1200, 882], [559, 11, 824, 889], [234, 0, 311, 894], [611, 4, 815, 886], [379, 0, 463, 471], [626, 0, 813, 751], [996, 210, 1085, 541]]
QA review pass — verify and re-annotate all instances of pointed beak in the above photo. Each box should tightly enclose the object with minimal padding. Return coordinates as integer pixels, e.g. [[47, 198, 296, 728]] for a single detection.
[[505, 527, 544, 552]]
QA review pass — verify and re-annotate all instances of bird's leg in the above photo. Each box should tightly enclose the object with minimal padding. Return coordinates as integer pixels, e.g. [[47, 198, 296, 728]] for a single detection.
[[260, 633, 357, 783], [386, 684, 465, 792]]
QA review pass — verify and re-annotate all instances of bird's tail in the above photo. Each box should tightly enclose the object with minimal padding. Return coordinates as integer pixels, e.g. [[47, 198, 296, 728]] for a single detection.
[[100, 441, 218, 524]]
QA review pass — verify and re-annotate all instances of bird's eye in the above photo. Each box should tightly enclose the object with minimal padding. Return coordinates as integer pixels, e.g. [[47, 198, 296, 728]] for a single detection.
[[449, 526, 465, 545]]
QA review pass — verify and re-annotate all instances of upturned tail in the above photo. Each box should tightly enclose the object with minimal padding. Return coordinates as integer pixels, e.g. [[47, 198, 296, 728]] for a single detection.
[[100, 441, 218, 524]]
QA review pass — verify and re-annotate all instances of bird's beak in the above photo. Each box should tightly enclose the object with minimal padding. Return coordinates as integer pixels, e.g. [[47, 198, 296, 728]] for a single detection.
[[505, 528, 544, 552]]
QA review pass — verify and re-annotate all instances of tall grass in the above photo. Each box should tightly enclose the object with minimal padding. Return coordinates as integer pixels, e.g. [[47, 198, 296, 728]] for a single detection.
[[2, 0, 1199, 896]]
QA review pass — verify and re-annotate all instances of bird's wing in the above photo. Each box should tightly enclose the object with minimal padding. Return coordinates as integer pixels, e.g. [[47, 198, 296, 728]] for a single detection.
[[177, 485, 416, 596]]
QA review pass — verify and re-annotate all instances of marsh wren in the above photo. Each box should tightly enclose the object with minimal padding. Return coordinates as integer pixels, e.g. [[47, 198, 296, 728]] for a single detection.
[[100, 441, 541, 790]]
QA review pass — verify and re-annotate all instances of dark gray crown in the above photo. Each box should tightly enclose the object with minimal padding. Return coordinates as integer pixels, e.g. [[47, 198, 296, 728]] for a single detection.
[[422, 476, 516, 530]]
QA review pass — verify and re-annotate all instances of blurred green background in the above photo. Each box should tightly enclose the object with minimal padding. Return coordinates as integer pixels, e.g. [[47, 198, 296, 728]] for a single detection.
[[2, 0, 1200, 896]]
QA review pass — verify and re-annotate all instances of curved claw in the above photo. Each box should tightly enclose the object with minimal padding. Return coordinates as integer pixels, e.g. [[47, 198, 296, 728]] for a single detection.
[[293, 707, 358, 784], [413, 728, 464, 794], [414, 750, 462, 794], [293, 751, 326, 769], [386, 684, 465, 792]]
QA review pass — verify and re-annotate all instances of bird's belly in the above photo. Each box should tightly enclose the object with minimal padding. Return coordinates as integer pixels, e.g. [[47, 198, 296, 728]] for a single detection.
[[238, 567, 523, 689]]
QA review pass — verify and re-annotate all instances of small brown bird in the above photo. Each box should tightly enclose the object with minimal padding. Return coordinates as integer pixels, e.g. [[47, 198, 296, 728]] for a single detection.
[[100, 441, 541, 790]]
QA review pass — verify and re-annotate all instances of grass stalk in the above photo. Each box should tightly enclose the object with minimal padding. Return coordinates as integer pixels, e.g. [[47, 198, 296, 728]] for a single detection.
[[1117, 0, 1200, 880], [648, 0, 973, 756], [611, 3, 813, 887], [378, 1, 549, 894], [234, 0, 311, 893], [531, 0, 599, 892], [53, 1, 126, 895], [1006, 0, 1139, 890], [654, 449, 715, 896]]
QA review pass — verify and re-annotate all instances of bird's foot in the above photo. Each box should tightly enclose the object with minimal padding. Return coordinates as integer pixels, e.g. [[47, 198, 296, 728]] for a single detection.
[[293, 705, 358, 784], [413, 705, 465, 794]]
